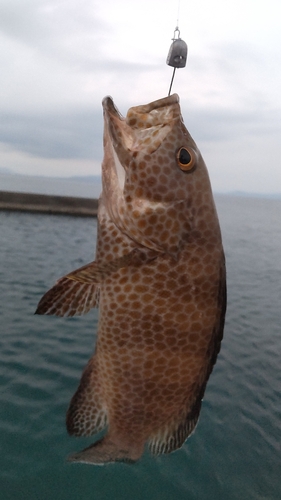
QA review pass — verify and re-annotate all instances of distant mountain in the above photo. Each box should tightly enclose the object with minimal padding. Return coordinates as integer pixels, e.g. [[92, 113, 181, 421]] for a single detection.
[[0, 170, 101, 181], [64, 175, 101, 182], [220, 191, 281, 200], [0, 167, 14, 174], [0, 171, 102, 198]]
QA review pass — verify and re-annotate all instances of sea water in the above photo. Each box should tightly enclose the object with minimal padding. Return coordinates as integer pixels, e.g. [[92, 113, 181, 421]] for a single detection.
[[0, 193, 280, 500]]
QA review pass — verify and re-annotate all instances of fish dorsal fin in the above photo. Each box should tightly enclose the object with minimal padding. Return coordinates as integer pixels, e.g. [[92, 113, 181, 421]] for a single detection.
[[35, 276, 100, 316], [148, 259, 226, 456], [148, 398, 202, 455]]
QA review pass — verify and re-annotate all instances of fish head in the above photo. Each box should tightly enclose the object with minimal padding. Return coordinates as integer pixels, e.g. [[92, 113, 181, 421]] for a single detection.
[[102, 94, 216, 256]]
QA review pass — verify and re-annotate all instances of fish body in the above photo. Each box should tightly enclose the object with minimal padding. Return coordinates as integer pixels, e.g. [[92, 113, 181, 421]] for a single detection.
[[36, 94, 226, 464]]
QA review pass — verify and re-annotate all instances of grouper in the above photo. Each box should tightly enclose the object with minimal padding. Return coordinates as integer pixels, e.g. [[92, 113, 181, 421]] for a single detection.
[[36, 94, 226, 464]]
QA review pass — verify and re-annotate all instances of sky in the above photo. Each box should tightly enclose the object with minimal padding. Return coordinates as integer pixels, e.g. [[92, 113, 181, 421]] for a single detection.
[[0, 0, 281, 194]]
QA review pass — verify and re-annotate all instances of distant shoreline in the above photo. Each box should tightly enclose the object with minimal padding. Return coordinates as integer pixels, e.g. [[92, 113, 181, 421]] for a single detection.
[[0, 190, 280, 219], [0, 191, 98, 217]]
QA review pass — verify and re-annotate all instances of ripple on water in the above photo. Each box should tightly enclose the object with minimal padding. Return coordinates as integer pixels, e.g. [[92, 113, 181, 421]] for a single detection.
[[0, 200, 281, 499]]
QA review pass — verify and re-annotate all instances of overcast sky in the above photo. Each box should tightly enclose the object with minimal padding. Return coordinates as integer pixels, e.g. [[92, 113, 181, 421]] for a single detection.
[[0, 0, 280, 193]]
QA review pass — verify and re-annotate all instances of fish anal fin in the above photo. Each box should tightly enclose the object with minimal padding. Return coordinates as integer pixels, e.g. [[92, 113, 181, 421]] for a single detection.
[[66, 356, 107, 437], [67, 435, 143, 465], [148, 398, 202, 455], [35, 277, 99, 316]]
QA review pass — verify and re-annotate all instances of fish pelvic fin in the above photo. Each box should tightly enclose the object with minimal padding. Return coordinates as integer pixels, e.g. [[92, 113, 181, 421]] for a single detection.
[[148, 398, 202, 455], [66, 355, 107, 437], [35, 276, 100, 316], [67, 435, 143, 465]]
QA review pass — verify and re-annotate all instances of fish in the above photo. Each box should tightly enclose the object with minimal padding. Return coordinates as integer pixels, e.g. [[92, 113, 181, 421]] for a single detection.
[[35, 93, 226, 465]]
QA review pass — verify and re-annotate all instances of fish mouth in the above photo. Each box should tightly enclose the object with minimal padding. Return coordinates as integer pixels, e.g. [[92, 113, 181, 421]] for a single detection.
[[102, 94, 181, 186], [102, 96, 131, 188], [125, 93, 179, 129], [102, 96, 133, 155], [102, 96, 123, 121], [102, 93, 179, 121], [102, 92, 179, 111], [102, 93, 179, 136]]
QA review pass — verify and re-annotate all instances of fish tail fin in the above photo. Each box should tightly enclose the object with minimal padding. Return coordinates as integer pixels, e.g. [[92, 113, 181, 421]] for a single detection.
[[67, 435, 143, 465], [66, 355, 107, 437], [148, 398, 202, 455]]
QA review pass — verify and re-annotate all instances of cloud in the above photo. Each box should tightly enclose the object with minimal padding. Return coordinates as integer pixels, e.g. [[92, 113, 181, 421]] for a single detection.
[[0, 142, 100, 177], [0, 0, 107, 63], [183, 105, 281, 144], [0, 0, 281, 193], [0, 107, 103, 159]]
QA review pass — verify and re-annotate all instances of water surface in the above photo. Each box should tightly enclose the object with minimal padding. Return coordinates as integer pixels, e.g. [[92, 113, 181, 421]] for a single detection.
[[0, 194, 280, 499]]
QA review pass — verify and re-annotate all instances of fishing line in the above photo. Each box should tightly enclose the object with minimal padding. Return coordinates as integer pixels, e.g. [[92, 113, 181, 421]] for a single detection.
[[168, 67, 177, 96], [176, 0, 181, 27], [166, 0, 187, 95]]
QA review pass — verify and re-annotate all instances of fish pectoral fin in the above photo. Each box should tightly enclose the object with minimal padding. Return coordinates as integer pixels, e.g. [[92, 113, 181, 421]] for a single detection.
[[66, 260, 109, 284], [35, 277, 100, 317], [35, 249, 158, 316], [66, 248, 158, 284], [148, 398, 202, 455]]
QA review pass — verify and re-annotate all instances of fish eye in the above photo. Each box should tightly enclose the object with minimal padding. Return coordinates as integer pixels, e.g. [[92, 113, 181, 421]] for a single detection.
[[176, 147, 195, 171]]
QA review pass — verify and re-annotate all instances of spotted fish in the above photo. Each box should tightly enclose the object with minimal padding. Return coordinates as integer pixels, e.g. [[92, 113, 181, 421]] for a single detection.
[[36, 94, 226, 464]]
